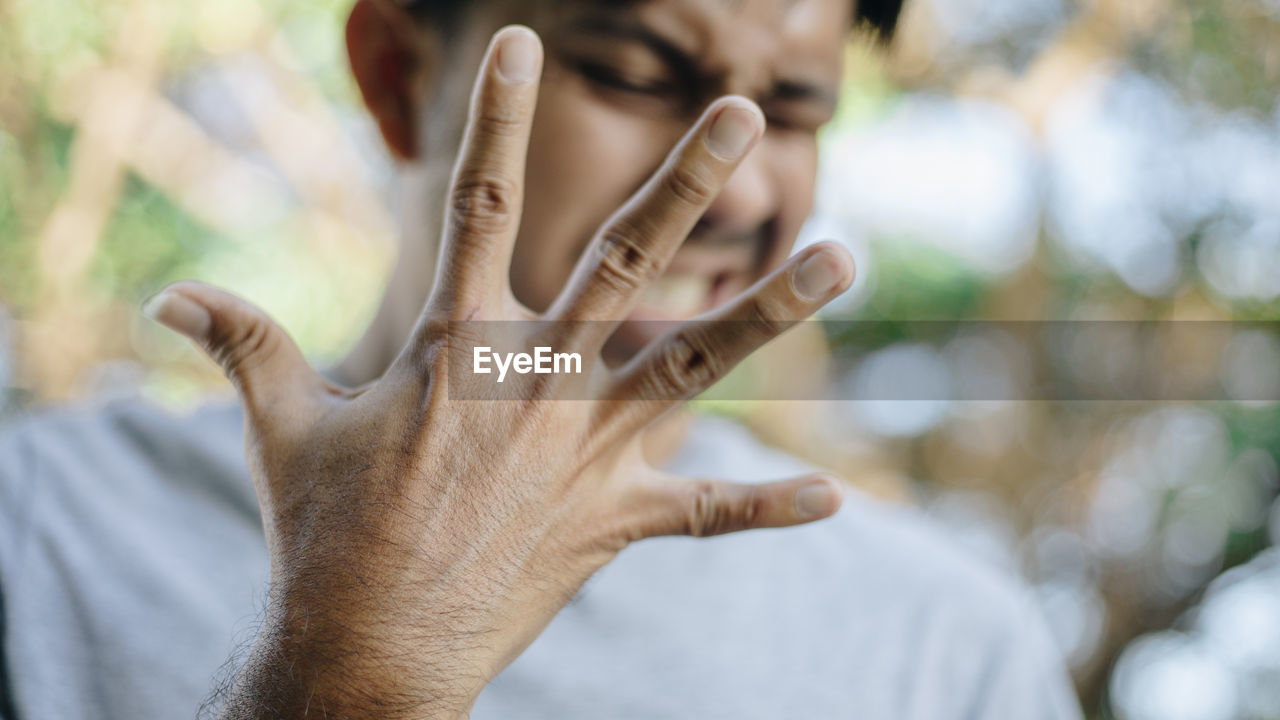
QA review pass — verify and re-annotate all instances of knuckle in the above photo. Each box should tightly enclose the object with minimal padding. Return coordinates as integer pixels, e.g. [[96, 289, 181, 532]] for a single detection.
[[409, 313, 452, 353], [684, 480, 740, 537], [472, 106, 526, 141], [408, 315, 477, 376], [208, 311, 279, 384], [640, 331, 719, 400], [741, 295, 789, 340], [673, 329, 722, 383], [742, 491, 766, 527], [594, 226, 660, 291], [449, 173, 520, 237], [663, 162, 716, 208]]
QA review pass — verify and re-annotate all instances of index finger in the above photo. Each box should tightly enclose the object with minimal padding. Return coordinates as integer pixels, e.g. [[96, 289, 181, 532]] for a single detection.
[[425, 26, 543, 318]]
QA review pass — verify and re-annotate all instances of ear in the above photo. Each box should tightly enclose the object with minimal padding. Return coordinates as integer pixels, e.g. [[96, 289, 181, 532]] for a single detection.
[[346, 0, 432, 160]]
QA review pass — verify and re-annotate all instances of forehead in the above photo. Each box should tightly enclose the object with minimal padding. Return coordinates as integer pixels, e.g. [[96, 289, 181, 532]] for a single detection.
[[567, 0, 851, 77]]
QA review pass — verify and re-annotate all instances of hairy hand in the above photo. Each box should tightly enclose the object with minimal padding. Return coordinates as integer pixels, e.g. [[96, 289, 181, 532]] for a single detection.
[[145, 25, 854, 720]]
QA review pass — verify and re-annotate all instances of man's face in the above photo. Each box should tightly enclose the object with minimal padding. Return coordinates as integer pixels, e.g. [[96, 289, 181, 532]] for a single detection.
[[462, 0, 851, 355]]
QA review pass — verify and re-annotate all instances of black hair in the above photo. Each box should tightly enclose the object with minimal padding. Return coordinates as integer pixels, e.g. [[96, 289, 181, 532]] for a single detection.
[[401, 0, 904, 40], [853, 0, 903, 38]]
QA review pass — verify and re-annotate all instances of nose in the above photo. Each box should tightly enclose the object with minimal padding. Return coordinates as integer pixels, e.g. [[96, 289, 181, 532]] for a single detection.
[[699, 143, 775, 236]]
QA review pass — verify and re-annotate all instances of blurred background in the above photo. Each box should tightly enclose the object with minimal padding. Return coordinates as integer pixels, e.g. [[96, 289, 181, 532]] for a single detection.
[[1, 0, 1278, 717]]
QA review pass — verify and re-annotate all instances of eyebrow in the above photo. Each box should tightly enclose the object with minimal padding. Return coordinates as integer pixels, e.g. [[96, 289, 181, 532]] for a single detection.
[[561, 14, 838, 114], [562, 15, 700, 81]]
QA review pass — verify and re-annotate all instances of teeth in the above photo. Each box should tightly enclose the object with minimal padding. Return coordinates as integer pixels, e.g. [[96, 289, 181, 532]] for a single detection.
[[640, 273, 709, 316]]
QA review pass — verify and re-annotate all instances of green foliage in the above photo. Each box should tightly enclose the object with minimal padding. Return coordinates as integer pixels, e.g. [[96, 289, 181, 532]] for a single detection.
[[0, 115, 76, 310], [1136, 0, 1279, 112], [91, 175, 214, 303], [864, 236, 987, 320]]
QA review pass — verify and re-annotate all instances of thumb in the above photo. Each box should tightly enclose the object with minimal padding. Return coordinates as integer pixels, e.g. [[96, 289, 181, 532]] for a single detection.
[[143, 281, 319, 418], [622, 471, 846, 539]]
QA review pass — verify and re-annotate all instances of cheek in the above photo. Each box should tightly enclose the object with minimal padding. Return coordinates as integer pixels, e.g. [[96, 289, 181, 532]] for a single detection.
[[509, 74, 675, 312]]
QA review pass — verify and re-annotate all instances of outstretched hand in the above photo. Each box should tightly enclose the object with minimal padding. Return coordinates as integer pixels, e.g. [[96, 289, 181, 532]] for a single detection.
[[145, 25, 854, 720]]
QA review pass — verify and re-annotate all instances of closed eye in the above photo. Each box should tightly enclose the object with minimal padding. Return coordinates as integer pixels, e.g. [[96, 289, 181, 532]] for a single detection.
[[578, 61, 675, 97]]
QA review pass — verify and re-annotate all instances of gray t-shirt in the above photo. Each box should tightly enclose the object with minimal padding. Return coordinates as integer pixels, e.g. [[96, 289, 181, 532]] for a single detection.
[[0, 396, 1082, 719]]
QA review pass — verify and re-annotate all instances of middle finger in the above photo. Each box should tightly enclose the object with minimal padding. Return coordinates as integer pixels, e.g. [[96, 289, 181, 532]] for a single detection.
[[428, 25, 543, 318]]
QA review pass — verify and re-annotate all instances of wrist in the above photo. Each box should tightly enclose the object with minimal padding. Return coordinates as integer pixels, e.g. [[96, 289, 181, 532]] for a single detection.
[[218, 589, 482, 720]]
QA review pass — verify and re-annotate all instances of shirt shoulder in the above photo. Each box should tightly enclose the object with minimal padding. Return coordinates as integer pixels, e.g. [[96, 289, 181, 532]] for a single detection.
[[0, 394, 246, 487], [0, 394, 244, 460], [0, 393, 253, 570], [0, 396, 263, 720]]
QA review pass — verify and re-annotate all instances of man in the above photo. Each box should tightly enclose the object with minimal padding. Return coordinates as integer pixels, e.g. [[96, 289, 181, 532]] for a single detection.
[[0, 1, 1083, 718]]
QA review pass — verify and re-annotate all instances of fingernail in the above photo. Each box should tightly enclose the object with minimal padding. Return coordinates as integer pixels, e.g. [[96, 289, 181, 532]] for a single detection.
[[496, 27, 540, 84], [705, 102, 762, 160], [795, 481, 840, 520], [792, 250, 846, 302], [142, 290, 211, 340]]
